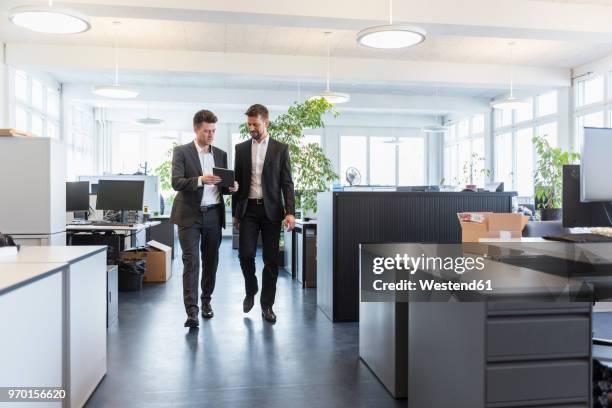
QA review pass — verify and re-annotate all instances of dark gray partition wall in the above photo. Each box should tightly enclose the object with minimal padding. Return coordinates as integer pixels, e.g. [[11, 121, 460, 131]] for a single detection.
[[316, 191, 516, 322]]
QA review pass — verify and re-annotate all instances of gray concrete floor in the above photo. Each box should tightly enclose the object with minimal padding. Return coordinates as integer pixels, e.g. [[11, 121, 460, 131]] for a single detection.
[[86, 237, 406, 407]]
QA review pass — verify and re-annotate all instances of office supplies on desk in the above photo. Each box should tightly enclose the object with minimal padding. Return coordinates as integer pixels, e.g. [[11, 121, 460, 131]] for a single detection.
[[212, 167, 235, 188]]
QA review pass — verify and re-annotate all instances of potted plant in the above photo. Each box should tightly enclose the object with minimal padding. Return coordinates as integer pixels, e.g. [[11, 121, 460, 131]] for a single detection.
[[532, 135, 580, 221], [461, 152, 491, 190]]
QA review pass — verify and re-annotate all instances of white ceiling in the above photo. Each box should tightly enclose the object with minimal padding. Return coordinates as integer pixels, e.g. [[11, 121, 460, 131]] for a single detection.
[[1, 17, 612, 69]]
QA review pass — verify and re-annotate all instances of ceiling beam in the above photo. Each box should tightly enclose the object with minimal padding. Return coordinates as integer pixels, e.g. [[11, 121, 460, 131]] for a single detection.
[[3, 0, 612, 42], [6, 44, 571, 90]]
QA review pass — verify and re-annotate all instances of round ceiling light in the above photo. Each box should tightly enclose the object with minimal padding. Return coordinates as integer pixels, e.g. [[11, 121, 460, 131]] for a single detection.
[[135, 117, 165, 126], [357, 24, 426, 49], [309, 90, 351, 105], [490, 96, 528, 110], [422, 124, 448, 133], [9, 5, 91, 34], [93, 85, 139, 99]]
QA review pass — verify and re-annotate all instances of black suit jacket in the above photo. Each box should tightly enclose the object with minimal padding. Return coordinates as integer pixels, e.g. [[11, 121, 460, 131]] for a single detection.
[[170, 142, 230, 228], [232, 137, 295, 222]]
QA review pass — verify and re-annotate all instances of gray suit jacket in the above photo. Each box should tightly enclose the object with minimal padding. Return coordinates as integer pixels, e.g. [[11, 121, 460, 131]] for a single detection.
[[170, 142, 229, 228]]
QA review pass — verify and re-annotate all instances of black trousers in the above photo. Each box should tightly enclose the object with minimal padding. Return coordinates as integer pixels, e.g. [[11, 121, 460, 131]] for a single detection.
[[238, 202, 282, 307], [177, 205, 222, 314]]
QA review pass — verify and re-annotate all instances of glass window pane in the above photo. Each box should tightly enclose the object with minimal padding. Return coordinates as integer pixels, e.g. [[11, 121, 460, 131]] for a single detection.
[[457, 140, 471, 183], [457, 119, 469, 138], [583, 111, 604, 128], [398, 138, 425, 185], [369, 137, 396, 186], [32, 79, 43, 111], [15, 71, 27, 101], [31, 114, 43, 137], [302, 134, 321, 147], [340, 136, 367, 185], [515, 99, 534, 123], [537, 91, 557, 117], [231, 133, 243, 168], [47, 121, 58, 139], [536, 122, 557, 147], [472, 138, 487, 186], [495, 108, 512, 128], [472, 114, 485, 134], [583, 76, 604, 105], [16, 106, 28, 131], [495, 133, 513, 189], [112, 132, 142, 173], [47, 88, 59, 117], [516, 128, 534, 196]]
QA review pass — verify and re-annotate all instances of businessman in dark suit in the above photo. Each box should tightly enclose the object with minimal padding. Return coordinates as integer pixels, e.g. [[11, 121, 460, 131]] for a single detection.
[[171, 109, 238, 328], [233, 104, 295, 323]]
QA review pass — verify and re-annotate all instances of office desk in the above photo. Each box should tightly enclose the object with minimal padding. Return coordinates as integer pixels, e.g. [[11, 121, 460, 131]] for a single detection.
[[0, 246, 107, 408], [359, 243, 599, 406], [66, 221, 161, 263], [317, 190, 516, 321]]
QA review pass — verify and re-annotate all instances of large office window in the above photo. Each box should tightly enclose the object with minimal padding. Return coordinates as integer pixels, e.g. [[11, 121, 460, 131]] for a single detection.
[[576, 75, 604, 107], [10, 69, 61, 139], [493, 91, 560, 196], [340, 135, 425, 186], [66, 106, 95, 180], [443, 114, 486, 185]]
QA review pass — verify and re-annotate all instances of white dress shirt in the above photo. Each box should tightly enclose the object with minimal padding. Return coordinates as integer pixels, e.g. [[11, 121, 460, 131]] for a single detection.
[[249, 136, 269, 199], [194, 140, 221, 206]]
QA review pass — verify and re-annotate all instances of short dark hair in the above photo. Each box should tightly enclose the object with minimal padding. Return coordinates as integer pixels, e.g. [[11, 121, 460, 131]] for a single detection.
[[245, 104, 269, 120], [193, 110, 218, 127]]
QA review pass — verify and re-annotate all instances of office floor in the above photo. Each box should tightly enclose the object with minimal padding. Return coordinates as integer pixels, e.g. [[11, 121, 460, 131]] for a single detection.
[[86, 237, 405, 408]]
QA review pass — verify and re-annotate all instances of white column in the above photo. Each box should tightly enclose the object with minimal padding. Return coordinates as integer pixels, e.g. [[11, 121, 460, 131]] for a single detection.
[[557, 87, 572, 151]]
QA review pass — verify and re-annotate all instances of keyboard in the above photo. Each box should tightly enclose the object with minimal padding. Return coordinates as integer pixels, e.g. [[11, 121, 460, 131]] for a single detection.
[[543, 233, 612, 243]]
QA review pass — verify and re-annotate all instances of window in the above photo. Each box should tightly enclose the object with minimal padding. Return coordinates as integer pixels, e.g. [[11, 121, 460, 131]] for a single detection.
[[537, 91, 557, 117], [369, 137, 396, 185], [443, 114, 487, 186], [495, 133, 513, 190], [302, 134, 321, 147], [398, 138, 425, 185], [515, 128, 535, 196], [577, 76, 604, 106], [11, 69, 60, 138], [495, 108, 513, 129], [515, 99, 534, 123], [536, 122, 557, 147], [340, 136, 367, 184]]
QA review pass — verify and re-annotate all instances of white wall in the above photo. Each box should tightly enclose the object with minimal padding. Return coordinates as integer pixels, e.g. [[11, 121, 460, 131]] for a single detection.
[[0, 44, 6, 128]]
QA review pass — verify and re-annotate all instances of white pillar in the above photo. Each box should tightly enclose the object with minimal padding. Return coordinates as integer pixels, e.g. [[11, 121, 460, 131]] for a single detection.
[[0, 44, 7, 128]]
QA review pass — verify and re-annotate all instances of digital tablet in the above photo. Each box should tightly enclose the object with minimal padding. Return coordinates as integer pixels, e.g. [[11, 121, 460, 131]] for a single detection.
[[212, 167, 235, 188]]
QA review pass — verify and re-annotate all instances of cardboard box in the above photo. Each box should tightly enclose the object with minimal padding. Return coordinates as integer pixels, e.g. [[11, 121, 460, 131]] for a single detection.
[[121, 240, 172, 282], [457, 212, 528, 242]]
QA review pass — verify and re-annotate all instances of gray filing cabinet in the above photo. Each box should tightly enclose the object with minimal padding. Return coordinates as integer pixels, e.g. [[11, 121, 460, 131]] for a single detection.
[[295, 220, 317, 288], [107, 265, 118, 327]]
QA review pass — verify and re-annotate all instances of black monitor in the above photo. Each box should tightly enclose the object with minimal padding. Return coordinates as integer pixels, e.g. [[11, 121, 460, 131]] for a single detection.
[[562, 165, 612, 228], [66, 181, 90, 212], [96, 180, 144, 211]]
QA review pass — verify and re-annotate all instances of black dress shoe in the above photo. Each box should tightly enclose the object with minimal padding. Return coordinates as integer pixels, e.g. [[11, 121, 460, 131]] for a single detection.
[[202, 302, 214, 318], [243, 295, 254, 313], [184, 313, 199, 328], [262, 306, 276, 323]]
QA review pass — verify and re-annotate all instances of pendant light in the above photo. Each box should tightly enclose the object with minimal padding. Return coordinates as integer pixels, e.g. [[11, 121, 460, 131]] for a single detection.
[[356, 0, 426, 49], [135, 102, 164, 126], [310, 32, 350, 104], [93, 21, 139, 99], [490, 42, 527, 110], [9, 0, 91, 34]]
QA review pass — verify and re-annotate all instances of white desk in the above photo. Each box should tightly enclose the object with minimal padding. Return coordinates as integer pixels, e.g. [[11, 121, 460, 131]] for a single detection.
[[65, 220, 161, 233], [0, 246, 107, 408], [478, 237, 546, 243]]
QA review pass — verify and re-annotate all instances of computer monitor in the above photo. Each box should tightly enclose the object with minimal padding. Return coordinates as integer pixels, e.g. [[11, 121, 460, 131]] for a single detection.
[[562, 165, 612, 228], [96, 180, 145, 211], [581, 127, 612, 202], [79, 175, 160, 212], [66, 181, 90, 212]]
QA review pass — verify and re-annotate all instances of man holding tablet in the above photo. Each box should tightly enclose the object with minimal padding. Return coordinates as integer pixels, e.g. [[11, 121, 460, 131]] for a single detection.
[[171, 109, 238, 328]]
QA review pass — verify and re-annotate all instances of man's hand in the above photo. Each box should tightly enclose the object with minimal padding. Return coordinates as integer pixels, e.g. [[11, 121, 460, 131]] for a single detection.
[[201, 174, 221, 185], [233, 217, 240, 230], [284, 214, 296, 231], [229, 181, 239, 193]]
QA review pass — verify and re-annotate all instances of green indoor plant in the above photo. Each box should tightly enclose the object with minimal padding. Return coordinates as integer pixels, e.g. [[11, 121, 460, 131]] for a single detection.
[[239, 98, 339, 215], [532, 135, 580, 221], [461, 152, 491, 189], [154, 142, 179, 213]]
